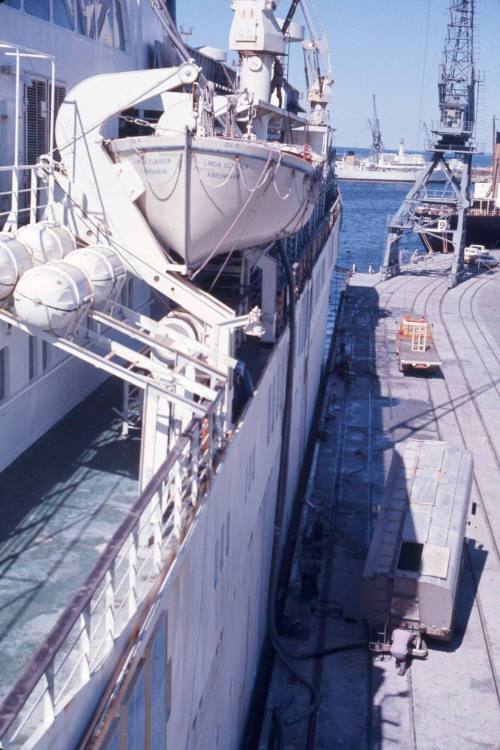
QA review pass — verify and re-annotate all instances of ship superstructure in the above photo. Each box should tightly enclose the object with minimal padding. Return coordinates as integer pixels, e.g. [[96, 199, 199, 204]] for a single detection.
[[0, 1, 341, 749], [467, 124, 500, 247], [335, 138, 449, 183], [335, 95, 450, 184]]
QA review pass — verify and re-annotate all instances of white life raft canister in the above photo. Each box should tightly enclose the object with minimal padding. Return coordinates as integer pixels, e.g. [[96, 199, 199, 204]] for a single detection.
[[16, 222, 76, 264], [64, 245, 127, 304], [14, 260, 93, 336], [0, 233, 33, 302]]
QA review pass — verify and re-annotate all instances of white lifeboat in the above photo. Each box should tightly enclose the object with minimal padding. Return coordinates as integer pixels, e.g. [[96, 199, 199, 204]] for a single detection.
[[109, 135, 321, 269]]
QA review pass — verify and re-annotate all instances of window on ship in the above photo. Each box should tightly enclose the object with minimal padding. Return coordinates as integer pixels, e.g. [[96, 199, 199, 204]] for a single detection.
[[3, 0, 126, 51], [0, 347, 8, 402]]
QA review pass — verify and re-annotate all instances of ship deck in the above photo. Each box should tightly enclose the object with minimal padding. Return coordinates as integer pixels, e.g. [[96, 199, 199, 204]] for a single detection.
[[259, 253, 500, 748], [0, 381, 140, 703]]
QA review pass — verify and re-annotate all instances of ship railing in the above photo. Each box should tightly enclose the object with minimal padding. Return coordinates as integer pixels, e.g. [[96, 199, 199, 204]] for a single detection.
[[0, 163, 54, 232], [0, 42, 57, 233], [0, 387, 227, 749]]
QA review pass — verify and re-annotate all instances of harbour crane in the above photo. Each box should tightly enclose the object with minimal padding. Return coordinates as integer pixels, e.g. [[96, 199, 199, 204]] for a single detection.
[[381, 0, 477, 288], [368, 94, 384, 163]]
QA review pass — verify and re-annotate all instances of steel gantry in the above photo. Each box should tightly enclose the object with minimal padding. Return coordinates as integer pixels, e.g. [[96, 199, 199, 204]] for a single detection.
[[381, 0, 477, 288]]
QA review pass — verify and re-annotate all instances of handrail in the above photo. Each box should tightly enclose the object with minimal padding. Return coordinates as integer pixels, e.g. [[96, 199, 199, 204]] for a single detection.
[[0, 413, 200, 737]]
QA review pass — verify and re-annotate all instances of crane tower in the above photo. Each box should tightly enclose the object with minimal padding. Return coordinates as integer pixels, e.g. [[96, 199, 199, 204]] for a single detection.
[[381, 0, 477, 288]]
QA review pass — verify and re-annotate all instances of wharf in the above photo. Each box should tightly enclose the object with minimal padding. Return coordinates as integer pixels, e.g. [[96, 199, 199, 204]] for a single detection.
[[260, 254, 500, 748], [0, 381, 140, 703]]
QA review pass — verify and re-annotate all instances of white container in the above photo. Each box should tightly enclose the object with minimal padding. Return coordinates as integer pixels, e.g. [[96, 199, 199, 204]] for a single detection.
[[0, 233, 33, 302], [14, 261, 93, 336], [16, 222, 76, 264], [65, 245, 127, 304]]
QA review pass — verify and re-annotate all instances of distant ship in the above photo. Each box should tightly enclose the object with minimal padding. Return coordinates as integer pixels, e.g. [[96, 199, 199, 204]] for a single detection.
[[336, 95, 449, 183]]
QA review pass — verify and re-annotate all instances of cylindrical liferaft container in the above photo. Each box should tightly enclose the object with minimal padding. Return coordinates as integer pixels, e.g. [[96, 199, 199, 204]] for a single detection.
[[16, 222, 76, 264], [64, 245, 127, 304], [0, 233, 33, 302], [14, 261, 93, 336]]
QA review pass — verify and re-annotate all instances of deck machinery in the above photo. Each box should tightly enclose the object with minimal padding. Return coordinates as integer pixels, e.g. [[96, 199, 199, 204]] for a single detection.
[[381, 0, 477, 288]]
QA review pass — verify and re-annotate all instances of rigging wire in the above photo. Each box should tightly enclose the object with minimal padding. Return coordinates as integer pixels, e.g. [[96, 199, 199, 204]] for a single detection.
[[416, 0, 432, 151]]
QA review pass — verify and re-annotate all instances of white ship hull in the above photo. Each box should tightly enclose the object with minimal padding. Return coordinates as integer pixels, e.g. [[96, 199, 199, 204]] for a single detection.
[[335, 163, 446, 183], [29, 216, 340, 750], [0, 2, 342, 748]]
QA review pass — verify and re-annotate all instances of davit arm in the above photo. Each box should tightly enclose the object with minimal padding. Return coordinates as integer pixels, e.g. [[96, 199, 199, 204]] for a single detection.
[[54, 62, 233, 327]]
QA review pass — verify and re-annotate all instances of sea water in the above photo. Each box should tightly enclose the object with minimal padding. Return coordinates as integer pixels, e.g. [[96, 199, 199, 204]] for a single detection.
[[335, 148, 493, 273], [326, 151, 493, 351]]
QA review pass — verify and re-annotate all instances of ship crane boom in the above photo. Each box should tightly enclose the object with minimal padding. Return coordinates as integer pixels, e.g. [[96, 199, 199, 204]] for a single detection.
[[367, 94, 383, 162]]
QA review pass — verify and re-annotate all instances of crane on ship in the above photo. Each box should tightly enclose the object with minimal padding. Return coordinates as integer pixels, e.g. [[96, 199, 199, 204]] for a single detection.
[[368, 94, 384, 163], [280, 0, 334, 125], [381, 0, 477, 288]]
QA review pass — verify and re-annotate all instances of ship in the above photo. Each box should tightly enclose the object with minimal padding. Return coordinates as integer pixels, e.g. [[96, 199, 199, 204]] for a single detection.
[[466, 127, 500, 248], [335, 96, 450, 183], [0, 1, 341, 749]]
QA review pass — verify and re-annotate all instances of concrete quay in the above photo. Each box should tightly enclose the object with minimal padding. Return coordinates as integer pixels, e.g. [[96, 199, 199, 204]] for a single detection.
[[260, 254, 500, 749]]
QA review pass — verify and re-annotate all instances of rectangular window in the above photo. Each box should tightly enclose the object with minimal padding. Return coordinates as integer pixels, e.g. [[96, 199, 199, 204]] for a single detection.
[[95, 0, 114, 46], [53, 0, 75, 29], [0, 347, 7, 401], [42, 340, 49, 371], [219, 526, 224, 572], [28, 336, 36, 380], [214, 538, 219, 587], [266, 386, 272, 445], [397, 542, 424, 572], [246, 457, 251, 494], [166, 657, 172, 720], [113, 0, 126, 50], [25, 0, 50, 21], [225, 511, 230, 556], [127, 276, 134, 308], [76, 0, 96, 37]]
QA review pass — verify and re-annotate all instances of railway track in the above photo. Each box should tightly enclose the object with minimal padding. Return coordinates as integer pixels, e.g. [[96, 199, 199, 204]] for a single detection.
[[364, 262, 499, 748], [421, 270, 500, 703]]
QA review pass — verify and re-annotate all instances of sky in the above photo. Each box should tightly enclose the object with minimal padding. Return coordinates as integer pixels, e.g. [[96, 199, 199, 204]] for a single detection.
[[176, 0, 500, 152]]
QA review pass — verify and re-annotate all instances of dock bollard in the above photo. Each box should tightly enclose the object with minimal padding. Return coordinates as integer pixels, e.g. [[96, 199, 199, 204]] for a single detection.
[[352, 263, 356, 274], [369, 265, 373, 274]]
